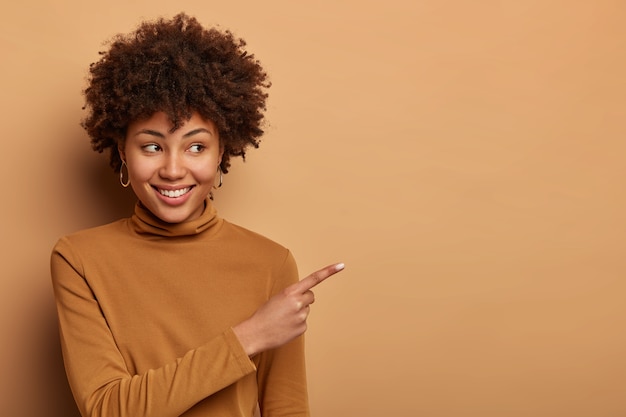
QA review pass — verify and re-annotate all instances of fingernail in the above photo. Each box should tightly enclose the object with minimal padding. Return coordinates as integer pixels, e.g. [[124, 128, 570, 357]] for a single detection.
[[336, 263, 345, 271]]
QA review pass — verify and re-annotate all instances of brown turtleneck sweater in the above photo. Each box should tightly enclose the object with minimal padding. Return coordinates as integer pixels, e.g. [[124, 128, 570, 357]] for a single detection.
[[51, 199, 308, 417]]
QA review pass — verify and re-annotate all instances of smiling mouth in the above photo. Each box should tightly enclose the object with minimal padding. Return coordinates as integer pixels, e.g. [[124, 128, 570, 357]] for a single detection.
[[156, 187, 192, 198]]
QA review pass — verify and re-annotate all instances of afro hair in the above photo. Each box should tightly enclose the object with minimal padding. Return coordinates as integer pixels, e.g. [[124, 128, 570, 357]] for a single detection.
[[82, 12, 270, 173]]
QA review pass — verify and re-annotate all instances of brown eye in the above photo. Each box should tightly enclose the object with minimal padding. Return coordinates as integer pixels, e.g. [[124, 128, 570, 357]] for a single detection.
[[189, 144, 206, 153], [142, 144, 161, 153]]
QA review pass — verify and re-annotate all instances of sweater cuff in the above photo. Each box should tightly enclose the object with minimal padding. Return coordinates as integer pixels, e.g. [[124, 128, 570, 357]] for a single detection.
[[224, 328, 257, 374]]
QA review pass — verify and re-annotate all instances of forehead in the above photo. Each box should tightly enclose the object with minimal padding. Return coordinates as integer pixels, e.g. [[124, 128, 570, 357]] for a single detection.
[[127, 111, 218, 136]]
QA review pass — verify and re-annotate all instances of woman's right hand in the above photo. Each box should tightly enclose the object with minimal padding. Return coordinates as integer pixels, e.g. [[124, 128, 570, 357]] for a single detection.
[[232, 263, 345, 357]]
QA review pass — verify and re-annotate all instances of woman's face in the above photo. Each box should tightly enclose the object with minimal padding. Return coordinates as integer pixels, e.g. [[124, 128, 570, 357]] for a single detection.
[[121, 111, 223, 224]]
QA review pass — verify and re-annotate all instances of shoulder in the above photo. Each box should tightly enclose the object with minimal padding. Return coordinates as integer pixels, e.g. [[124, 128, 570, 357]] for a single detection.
[[50, 219, 131, 283], [219, 220, 296, 272], [220, 220, 288, 253], [52, 219, 130, 257]]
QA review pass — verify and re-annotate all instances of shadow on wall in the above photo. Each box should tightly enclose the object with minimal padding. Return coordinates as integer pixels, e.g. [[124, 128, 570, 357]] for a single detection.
[[79, 144, 138, 224]]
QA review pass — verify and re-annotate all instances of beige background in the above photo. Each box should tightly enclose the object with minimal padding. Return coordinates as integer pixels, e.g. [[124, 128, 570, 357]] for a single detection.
[[1, 1, 625, 416]]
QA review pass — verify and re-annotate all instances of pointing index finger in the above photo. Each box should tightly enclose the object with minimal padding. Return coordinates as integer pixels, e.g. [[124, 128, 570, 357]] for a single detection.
[[293, 263, 345, 293]]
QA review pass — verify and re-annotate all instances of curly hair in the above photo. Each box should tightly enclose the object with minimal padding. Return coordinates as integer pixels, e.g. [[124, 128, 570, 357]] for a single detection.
[[82, 13, 270, 173]]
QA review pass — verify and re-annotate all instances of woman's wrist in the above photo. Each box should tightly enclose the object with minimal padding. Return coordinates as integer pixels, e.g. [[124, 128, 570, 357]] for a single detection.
[[232, 320, 261, 358]]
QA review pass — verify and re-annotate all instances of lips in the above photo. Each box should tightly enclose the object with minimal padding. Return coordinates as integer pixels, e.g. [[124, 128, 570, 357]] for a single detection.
[[155, 186, 192, 198]]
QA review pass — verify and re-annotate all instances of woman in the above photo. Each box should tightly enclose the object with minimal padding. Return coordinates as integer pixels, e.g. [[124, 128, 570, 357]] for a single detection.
[[50, 13, 343, 417]]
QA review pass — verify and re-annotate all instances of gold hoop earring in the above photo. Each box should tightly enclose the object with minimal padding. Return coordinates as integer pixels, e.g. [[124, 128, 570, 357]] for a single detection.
[[213, 166, 223, 189], [119, 160, 130, 188]]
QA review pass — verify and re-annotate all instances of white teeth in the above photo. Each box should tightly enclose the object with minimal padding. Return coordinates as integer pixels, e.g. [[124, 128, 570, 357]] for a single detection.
[[159, 187, 191, 198]]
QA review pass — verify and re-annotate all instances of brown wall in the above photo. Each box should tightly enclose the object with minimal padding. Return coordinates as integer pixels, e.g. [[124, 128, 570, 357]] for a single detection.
[[1, 1, 625, 416]]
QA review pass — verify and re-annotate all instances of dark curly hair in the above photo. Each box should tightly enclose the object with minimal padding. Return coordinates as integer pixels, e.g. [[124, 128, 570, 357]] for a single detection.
[[82, 13, 270, 173]]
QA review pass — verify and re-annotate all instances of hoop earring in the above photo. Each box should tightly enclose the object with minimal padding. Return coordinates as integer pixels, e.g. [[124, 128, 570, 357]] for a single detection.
[[213, 166, 223, 189], [119, 160, 130, 188]]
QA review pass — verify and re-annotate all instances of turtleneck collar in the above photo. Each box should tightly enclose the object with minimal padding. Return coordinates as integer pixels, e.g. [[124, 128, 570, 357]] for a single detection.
[[130, 198, 223, 238]]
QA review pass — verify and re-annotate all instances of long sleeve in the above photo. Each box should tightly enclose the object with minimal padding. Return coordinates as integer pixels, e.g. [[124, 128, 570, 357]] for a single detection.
[[51, 238, 257, 417], [256, 252, 310, 417], [50, 202, 309, 417]]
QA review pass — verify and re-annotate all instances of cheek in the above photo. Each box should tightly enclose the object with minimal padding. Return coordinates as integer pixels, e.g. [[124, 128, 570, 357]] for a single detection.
[[191, 153, 221, 181], [126, 158, 154, 181], [191, 164, 219, 183]]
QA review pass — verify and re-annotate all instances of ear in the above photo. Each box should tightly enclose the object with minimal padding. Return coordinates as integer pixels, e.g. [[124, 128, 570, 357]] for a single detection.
[[118, 144, 126, 162], [218, 145, 225, 166]]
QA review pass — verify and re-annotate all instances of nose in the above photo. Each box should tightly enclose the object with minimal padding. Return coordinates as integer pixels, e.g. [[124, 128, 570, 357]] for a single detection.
[[159, 152, 186, 180]]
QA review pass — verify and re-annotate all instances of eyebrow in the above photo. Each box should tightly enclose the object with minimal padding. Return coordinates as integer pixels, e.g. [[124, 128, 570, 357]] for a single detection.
[[134, 128, 214, 138]]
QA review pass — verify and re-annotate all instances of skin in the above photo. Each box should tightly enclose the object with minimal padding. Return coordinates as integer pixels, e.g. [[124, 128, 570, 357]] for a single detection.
[[120, 111, 223, 224], [120, 111, 344, 356], [233, 262, 345, 357]]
